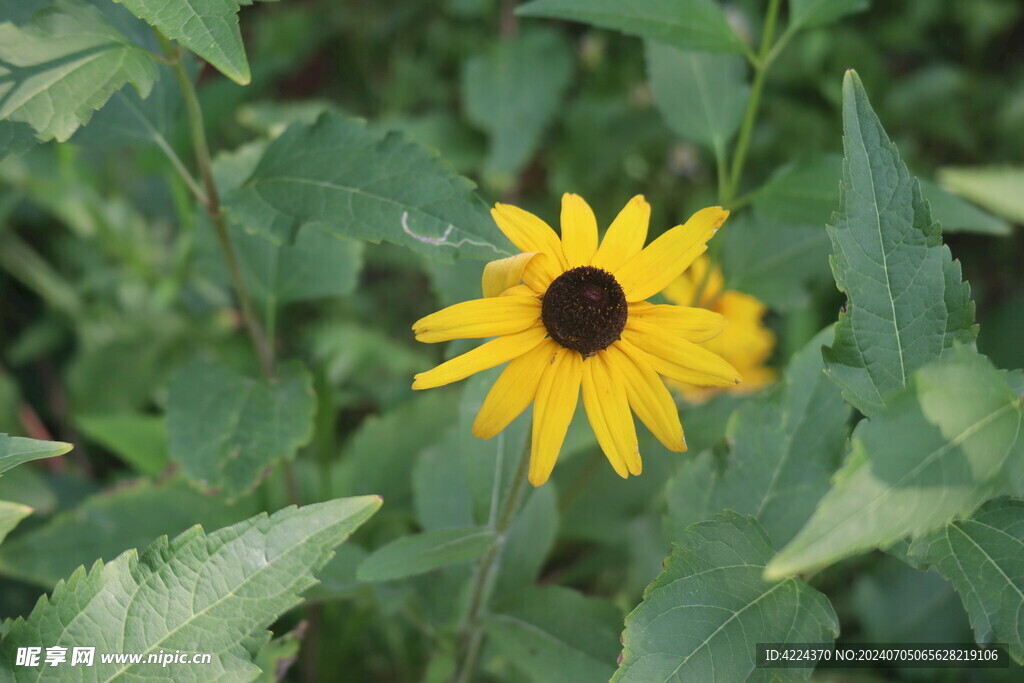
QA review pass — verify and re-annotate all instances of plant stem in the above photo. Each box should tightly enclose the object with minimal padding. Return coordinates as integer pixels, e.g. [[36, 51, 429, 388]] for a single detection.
[[453, 429, 532, 683], [725, 0, 782, 202], [156, 32, 275, 380]]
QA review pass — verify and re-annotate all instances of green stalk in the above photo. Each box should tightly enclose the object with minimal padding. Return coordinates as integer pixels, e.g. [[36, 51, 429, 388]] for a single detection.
[[453, 430, 532, 682], [725, 0, 783, 203], [156, 31, 275, 381]]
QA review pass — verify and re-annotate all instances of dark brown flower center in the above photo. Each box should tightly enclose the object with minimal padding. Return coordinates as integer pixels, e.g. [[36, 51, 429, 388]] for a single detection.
[[541, 266, 627, 354]]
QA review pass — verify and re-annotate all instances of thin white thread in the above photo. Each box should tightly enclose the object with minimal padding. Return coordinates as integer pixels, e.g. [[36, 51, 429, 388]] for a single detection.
[[401, 211, 510, 255]]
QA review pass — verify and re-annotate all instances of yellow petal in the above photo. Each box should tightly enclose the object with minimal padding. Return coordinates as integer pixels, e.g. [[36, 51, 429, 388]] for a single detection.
[[472, 339, 557, 439], [627, 302, 727, 343], [522, 252, 558, 292], [560, 193, 598, 267], [622, 322, 740, 387], [491, 204, 566, 282], [661, 254, 725, 308], [614, 207, 729, 302], [413, 296, 541, 343], [529, 347, 582, 486], [592, 195, 650, 272], [412, 325, 547, 390], [605, 341, 686, 452], [582, 352, 641, 477], [500, 284, 538, 297], [482, 252, 541, 297]]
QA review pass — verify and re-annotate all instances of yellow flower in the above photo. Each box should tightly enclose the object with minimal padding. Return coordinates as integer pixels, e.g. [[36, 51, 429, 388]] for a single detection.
[[412, 194, 738, 486], [662, 255, 776, 400]]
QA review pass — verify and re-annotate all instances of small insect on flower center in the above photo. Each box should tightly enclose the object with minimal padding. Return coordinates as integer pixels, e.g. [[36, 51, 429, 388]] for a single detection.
[[541, 266, 628, 354]]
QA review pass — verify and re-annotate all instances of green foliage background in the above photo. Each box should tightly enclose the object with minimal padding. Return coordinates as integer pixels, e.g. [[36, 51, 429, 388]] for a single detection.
[[0, 0, 1023, 681]]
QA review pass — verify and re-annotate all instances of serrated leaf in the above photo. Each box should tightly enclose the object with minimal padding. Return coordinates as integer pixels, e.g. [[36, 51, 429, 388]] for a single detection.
[[788, 0, 869, 31], [223, 113, 512, 263], [0, 121, 38, 162], [517, 0, 744, 54], [0, 0, 158, 142], [0, 434, 71, 477], [486, 586, 621, 683], [938, 166, 1024, 225], [112, 0, 252, 84], [200, 142, 365, 304], [0, 502, 31, 547], [0, 496, 381, 679], [167, 358, 316, 498], [766, 351, 1024, 579], [356, 527, 495, 582], [0, 479, 257, 587], [823, 70, 976, 417], [617, 512, 838, 682], [911, 497, 1024, 662], [463, 28, 572, 190], [645, 40, 749, 157], [70, 66, 182, 149], [666, 327, 851, 547]]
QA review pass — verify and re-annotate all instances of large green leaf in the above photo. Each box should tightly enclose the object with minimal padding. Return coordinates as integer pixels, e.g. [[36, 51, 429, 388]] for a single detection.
[[823, 70, 976, 417], [616, 512, 838, 682], [0, 502, 30, 547], [766, 350, 1023, 579], [0, 0, 158, 142], [356, 527, 495, 582], [112, 0, 252, 85], [517, 0, 744, 54], [223, 114, 512, 262], [0, 434, 70, 477], [0, 479, 257, 587], [167, 358, 316, 498], [938, 166, 1024, 224], [788, 0, 869, 31], [666, 327, 851, 547], [463, 28, 572, 190], [0, 496, 381, 679], [200, 142, 364, 305], [645, 41, 749, 159], [486, 586, 622, 683], [0, 121, 38, 162], [75, 413, 168, 476], [910, 497, 1024, 662]]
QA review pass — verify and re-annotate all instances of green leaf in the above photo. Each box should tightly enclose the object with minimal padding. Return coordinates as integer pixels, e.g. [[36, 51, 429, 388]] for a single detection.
[[617, 512, 838, 682], [645, 40, 749, 157], [75, 413, 168, 476], [0, 479, 258, 587], [938, 166, 1024, 225], [485, 586, 621, 683], [69, 65, 182, 149], [112, 0, 252, 85], [493, 485, 559, 599], [0, 0, 158, 142], [0, 121, 38, 162], [666, 327, 851, 547], [253, 625, 303, 683], [517, 0, 744, 54], [766, 351, 1024, 579], [788, 0, 869, 31], [356, 527, 495, 582], [223, 113, 512, 263], [754, 154, 1012, 235], [167, 358, 316, 498], [413, 428, 476, 531], [0, 502, 31, 547], [0, 496, 381, 678], [0, 434, 71, 477], [463, 28, 572, 190], [201, 142, 365, 304], [720, 212, 832, 312], [911, 497, 1024, 662], [823, 70, 976, 417]]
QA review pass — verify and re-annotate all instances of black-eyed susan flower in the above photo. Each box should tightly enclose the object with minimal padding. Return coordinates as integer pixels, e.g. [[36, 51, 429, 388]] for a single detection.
[[412, 194, 739, 486], [662, 255, 776, 401]]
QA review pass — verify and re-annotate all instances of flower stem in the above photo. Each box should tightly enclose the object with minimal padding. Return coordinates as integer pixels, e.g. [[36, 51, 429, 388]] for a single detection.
[[725, 0, 782, 203], [453, 428, 532, 683], [156, 31, 275, 381]]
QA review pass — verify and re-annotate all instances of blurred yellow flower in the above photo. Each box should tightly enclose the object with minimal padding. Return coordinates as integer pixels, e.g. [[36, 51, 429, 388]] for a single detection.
[[662, 255, 775, 401], [412, 194, 738, 486]]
